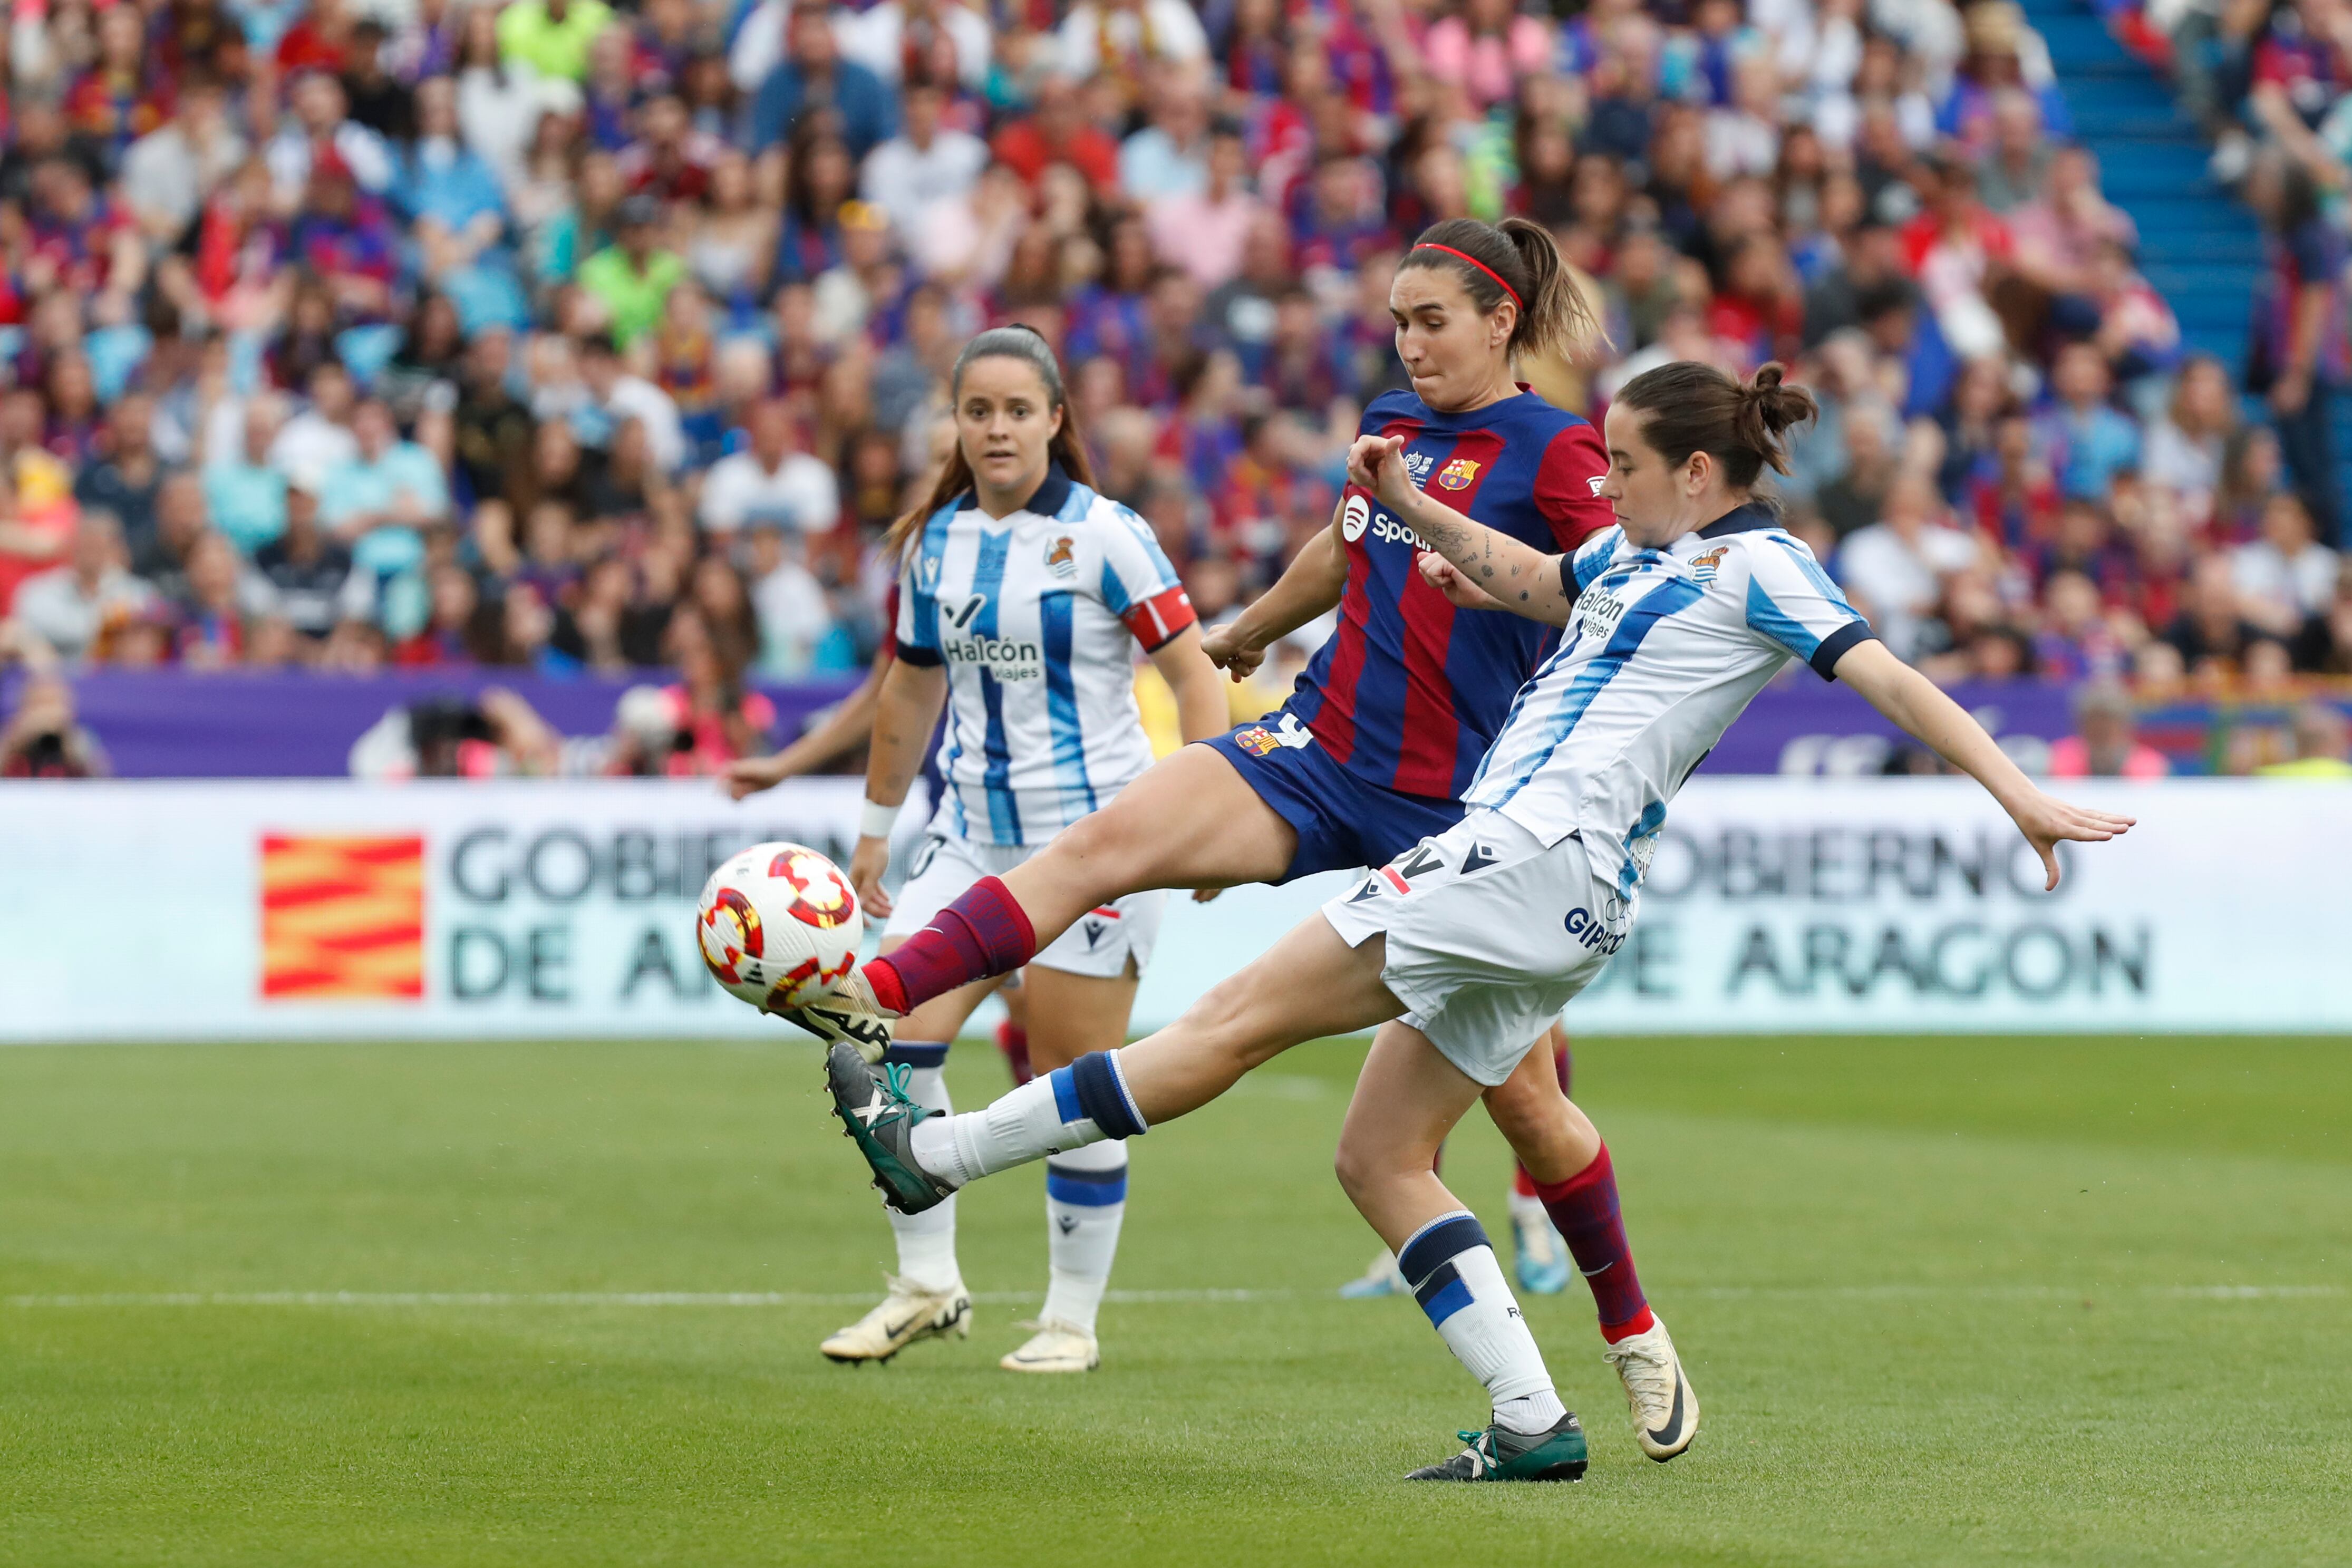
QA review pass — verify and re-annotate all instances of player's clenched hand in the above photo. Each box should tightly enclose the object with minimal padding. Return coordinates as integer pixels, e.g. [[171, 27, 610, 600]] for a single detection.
[[1345, 433, 1418, 513], [1418, 553, 1504, 612], [2005, 788, 2136, 891], [722, 756, 786, 800], [1201, 621, 1264, 681], [848, 835, 894, 920]]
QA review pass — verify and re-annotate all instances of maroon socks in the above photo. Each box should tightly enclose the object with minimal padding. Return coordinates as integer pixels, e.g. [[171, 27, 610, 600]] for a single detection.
[[865, 875, 1039, 1017], [1535, 1143, 1653, 1342]]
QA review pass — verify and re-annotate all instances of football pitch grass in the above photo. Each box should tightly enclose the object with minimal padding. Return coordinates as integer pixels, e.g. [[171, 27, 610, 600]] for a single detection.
[[3, 1036, 2347, 1567]]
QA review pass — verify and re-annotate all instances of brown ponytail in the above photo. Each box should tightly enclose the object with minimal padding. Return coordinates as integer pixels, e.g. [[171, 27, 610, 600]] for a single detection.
[[1613, 360, 1818, 492], [882, 326, 1100, 564], [1397, 216, 1604, 367]]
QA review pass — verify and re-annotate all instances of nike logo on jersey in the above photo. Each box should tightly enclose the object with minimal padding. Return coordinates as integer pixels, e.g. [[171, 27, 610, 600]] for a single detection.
[[1459, 843, 1496, 874]]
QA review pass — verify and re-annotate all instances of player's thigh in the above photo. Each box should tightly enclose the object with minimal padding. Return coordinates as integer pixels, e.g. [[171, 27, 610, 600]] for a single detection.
[[1115, 914, 1403, 1124], [1020, 964, 1140, 1072], [1003, 744, 1297, 917]]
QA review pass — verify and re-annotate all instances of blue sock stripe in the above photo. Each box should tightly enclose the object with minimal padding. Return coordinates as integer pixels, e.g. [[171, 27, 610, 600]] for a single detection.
[[1070, 1051, 1146, 1139], [1049, 1066, 1083, 1125], [1045, 1168, 1129, 1206], [880, 1041, 950, 1068], [1397, 1212, 1489, 1284], [1042, 1158, 1129, 1183], [1412, 1259, 1475, 1326]]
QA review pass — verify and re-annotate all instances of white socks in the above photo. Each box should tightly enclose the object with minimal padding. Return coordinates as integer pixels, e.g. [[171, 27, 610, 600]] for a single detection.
[[907, 1053, 1147, 1188], [1397, 1211, 1565, 1434], [886, 1057, 961, 1294], [1040, 1139, 1127, 1337]]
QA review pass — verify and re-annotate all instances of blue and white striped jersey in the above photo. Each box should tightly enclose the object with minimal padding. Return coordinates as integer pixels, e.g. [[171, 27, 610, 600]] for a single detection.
[[895, 464, 1196, 847], [1466, 503, 1876, 896]]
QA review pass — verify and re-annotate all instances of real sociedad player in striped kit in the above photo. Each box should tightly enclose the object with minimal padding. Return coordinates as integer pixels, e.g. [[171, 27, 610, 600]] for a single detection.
[[820, 359, 2135, 1480], [785, 219, 1703, 1456], [814, 326, 1230, 1374]]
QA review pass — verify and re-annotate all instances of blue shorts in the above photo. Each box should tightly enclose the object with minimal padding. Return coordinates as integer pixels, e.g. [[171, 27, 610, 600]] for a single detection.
[[1203, 715, 1465, 884]]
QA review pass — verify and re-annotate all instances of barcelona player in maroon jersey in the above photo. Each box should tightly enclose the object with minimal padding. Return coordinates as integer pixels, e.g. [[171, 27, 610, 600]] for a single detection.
[[788, 218, 1682, 1451]]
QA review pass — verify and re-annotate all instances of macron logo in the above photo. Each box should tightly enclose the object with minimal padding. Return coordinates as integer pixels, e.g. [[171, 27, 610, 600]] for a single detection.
[[1588, 476, 1607, 496]]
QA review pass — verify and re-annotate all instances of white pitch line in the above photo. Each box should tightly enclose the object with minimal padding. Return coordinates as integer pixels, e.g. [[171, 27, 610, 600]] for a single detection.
[[0, 1284, 2338, 1309]]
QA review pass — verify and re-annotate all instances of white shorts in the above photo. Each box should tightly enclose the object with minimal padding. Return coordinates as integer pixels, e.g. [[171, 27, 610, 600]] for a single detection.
[[1321, 808, 1631, 1087], [882, 826, 1164, 982]]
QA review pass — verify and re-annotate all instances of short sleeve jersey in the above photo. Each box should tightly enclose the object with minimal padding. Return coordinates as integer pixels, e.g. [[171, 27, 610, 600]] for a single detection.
[[896, 463, 1196, 846], [1467, 504, 1876, 895], [1288, 386, 1614, 801]]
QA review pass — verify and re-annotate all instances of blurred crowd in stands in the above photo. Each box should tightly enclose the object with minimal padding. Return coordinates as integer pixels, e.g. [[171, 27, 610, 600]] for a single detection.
[[1, 0, 2350, 780]]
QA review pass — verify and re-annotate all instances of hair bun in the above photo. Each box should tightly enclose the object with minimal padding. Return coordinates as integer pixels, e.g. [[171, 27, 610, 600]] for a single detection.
[[1743, 361, 1816, 439]]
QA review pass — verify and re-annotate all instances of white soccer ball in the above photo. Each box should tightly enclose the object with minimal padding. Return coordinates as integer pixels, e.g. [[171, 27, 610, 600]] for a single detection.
[[695, 841, 863, 1012]]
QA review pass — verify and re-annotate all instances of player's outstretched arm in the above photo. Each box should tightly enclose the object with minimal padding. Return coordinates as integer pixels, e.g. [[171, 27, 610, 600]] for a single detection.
[[723, 646, 891, 800], [1833, 640, 2136, 890], [1201, 507, 1351, 681], [1346, 433, 1574, 626], [844, 659, 952, 917]]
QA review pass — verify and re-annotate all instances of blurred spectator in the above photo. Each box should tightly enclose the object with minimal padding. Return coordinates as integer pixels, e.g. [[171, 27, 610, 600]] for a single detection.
[[2049, 682, 2169, 779], [577, 193, 685, 347], [2246, 152, 2345, 547], [861, 79, 988, 238], [749, 3, 898, 160], [2255, 702, 2352, 777], [1838, 475, 1983, 661], [2232, 494, 2340, 633], [701, 398, 840, 537], [250, 479, 365, 645], [0, 673, 109, 777], [497, 0, 613, 83], [205, 398, 293, 555], [12, 511, 155, 662]]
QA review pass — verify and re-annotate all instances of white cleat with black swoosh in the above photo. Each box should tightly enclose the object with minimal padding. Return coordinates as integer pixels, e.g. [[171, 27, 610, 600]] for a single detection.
[[1602, 1315, 1699, 1461], [819, 1275, 971, 1363]]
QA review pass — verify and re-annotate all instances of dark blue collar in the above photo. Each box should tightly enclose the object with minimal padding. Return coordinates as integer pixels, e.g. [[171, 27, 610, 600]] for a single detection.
[[1022, 461, 1074, 519], [1697, 501, 1777, 539], [959, 461, 1075, 522]]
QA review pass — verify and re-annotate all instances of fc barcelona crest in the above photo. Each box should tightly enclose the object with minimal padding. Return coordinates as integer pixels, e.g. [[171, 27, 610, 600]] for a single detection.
[[1435, 458, 1480, 491]]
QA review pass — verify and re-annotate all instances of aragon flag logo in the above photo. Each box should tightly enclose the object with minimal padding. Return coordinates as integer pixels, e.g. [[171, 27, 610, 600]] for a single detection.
[[259, 835, 425, 1000]]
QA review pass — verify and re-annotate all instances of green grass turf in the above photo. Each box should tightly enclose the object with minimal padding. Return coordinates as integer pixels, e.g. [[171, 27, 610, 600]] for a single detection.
[[3, 1036, 2349, 1567]]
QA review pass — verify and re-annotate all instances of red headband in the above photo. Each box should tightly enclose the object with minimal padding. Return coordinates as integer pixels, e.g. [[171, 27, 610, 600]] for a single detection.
[[1411, 243, 1522, 309]]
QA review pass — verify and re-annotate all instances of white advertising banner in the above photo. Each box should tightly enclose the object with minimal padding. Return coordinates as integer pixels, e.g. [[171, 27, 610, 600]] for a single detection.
[[1, 777, 2344, 1040]]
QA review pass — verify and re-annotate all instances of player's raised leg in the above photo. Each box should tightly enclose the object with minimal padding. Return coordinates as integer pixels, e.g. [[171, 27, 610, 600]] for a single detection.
[[1333, 1022, 1586, 1482], [825, 911, 1397, 1212]]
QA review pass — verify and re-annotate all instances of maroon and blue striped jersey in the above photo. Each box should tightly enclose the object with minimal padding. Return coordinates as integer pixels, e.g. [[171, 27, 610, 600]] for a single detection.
[[1287, 386, 1614, 801]]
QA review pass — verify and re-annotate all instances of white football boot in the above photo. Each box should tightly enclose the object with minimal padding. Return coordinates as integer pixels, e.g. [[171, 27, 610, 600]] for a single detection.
[[819, 1275, 971, 1363], [999, 1318, 1100, 1373], [1601, 1314, 1699, 1461], [781, 967, 898, 1063]]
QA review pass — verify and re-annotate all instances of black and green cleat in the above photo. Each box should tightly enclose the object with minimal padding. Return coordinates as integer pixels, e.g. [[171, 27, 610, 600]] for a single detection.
[[1405, 1412, 1588, 1483], [824, 1043, 957, 1215]]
